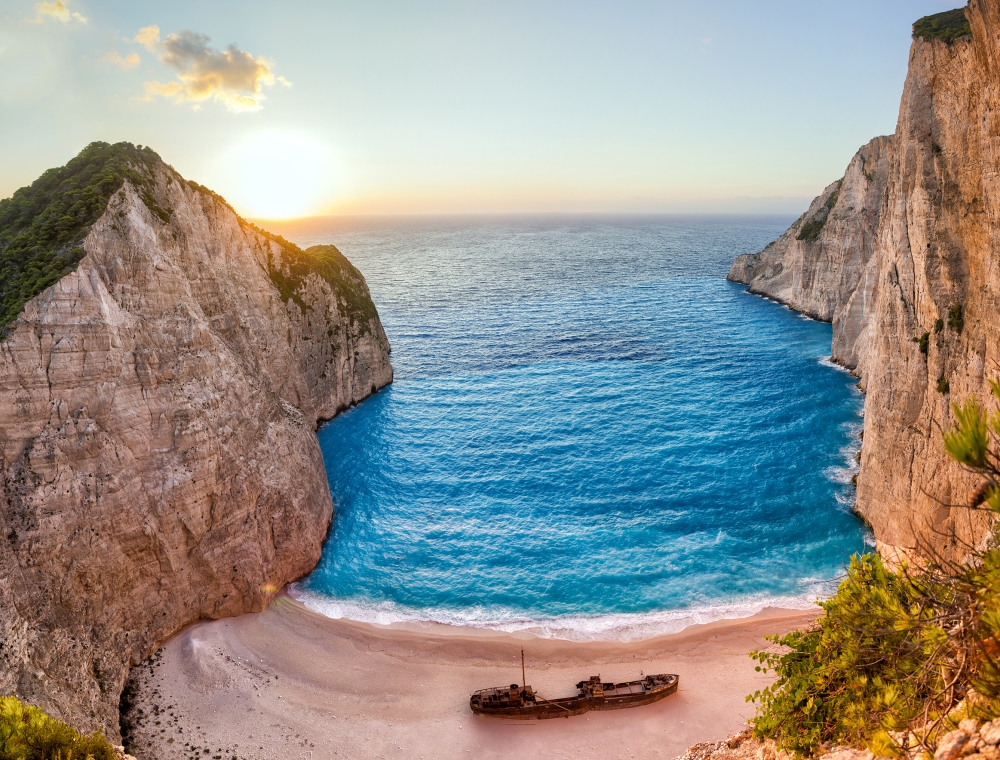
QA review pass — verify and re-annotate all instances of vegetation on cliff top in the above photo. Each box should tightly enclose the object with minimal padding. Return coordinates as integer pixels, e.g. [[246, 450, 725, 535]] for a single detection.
[[914, 9, 971, 43], [0, 141, 381, 336], [0, 695, 115, 759], [748, 386, 1000, 756], [253, 221, 379, 327], [0, 141, 169, 333], [157, 171, 379, 328]]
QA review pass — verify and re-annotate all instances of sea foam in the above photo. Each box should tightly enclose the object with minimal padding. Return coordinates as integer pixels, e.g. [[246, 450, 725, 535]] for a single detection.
[[290, 584, 829, 642]]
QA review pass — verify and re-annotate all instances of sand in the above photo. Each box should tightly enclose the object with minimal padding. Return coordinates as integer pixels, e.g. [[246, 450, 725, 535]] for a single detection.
[[124, 596, 816, 760]]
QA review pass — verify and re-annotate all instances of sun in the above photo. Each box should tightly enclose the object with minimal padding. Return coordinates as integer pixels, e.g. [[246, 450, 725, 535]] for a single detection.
[[214, 132, 343, 219]]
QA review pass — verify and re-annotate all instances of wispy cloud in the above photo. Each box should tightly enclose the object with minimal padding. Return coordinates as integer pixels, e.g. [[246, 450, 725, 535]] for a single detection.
[[30, 0, 87, 24], [102, 50, 140, 70], [135, 28, 289, 112]]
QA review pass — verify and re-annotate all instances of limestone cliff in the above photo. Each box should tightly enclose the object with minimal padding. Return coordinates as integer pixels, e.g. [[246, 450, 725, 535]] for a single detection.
[[728, 135, 894, 370], [0, 144, 392, 739], [854, 1, 989, 560], [729, 4, 1000, 561]]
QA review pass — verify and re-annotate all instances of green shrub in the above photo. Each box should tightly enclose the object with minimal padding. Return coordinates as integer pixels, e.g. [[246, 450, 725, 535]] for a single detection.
[[796, 182, 842, 244], [0, 142, 169, 333], [258, 236, 379, 327], [935, 318, 945, 334], [747, 381, 1000, 756], [949, 305, 965, 335], [0, 695, 115, 759], [913, 332, 930, 355], [943, 396, 990, 469], [1, 142, 382, 339], [913, 9, 971, 43], [937, 374, 951, 395], [748, 554, 949, 756]]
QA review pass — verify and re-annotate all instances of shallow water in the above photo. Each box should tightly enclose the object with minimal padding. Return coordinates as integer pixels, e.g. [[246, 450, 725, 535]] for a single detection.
[[269, 215, 868, 641]]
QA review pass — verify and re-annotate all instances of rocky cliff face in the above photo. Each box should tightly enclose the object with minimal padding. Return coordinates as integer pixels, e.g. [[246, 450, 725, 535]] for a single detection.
[[730, 3, 999, 562], [855, 1, 993, 561], [0, 150, 392, 738], [728, 135, 894, 370]]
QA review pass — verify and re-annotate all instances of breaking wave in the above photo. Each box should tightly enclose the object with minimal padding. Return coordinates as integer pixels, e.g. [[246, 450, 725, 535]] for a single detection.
[[289, 585, 828, 642]]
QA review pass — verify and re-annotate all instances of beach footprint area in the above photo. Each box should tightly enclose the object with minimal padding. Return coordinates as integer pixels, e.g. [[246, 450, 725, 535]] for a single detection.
[[126, 216, 866, 758]]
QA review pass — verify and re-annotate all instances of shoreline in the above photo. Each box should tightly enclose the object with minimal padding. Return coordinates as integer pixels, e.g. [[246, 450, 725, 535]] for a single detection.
[[290, 584, 825, 643], [125, 594, 818, 760]]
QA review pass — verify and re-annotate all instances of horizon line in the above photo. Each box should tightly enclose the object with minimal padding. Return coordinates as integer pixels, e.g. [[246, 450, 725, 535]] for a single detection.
[[249, 209, 804, 224]]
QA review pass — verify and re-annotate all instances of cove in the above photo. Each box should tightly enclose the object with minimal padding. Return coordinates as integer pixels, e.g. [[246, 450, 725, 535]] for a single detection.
[[285, 215, 868, 641]]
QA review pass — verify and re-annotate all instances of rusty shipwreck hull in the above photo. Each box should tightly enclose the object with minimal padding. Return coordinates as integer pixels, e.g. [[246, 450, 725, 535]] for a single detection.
[[469, 673, 679, 720]]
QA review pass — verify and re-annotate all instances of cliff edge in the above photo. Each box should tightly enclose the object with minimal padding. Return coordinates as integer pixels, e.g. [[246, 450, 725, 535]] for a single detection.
[[729, 4, 997, 562], [0, 143, 392, 739], [727, 135, 893, 371]]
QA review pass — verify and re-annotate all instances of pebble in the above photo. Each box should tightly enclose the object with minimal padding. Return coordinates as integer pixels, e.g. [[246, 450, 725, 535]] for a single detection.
[[936, 730, 970, 760], [982, 720, 1000, 746]]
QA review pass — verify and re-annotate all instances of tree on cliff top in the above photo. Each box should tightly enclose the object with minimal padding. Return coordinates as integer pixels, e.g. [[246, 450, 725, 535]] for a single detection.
[[747, 384, 1000, 757], [0, 141, 166, 332], [913, 8, 971, 43], [0, 143, 382, 338]]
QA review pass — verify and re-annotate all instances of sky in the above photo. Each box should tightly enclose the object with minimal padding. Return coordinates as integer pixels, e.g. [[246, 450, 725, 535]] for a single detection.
[[0, 0, 966, 219]]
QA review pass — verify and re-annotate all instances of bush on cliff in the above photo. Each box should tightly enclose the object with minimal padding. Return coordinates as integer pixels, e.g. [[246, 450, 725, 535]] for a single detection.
[[796, 182, 842, 244], [913, 9, 971, 43], [0, 696, 115, 759], [747, 384, 1000, 757], [259, 240, 380, 327], [949, 305, 965, 335], [0, 142, 168, 332]]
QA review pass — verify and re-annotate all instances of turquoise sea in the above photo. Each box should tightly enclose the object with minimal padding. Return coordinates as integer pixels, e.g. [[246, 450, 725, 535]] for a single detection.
[[270, 215, 868, 641]]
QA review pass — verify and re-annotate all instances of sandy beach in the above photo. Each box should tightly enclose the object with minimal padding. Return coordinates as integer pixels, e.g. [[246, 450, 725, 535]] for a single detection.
[[123, 595, 816, 760]]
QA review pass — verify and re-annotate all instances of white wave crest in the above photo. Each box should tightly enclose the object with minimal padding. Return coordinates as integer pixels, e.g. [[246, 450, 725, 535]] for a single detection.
[[825, 466, 856, 486], [818, 356, 853, 374], [288, 586, 829, 643], [834, 491, 858, 510], [824, 417, 863, 497]]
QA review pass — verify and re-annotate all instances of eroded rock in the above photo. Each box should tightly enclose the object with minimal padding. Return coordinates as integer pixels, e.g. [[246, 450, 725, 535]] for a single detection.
[[729, 2, 1000, 561], [0, 158, 392, 739]]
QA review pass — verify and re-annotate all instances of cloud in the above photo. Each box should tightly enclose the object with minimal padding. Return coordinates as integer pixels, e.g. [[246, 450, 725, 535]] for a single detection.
[[138, 29, 287, 113], [31, 0, 87, 23], [130, 25, 160, 52], [102, 50, 140, 70]]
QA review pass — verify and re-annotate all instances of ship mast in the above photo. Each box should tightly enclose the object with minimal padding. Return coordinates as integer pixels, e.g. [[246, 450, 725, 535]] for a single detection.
[[521, 648, 526, 690]]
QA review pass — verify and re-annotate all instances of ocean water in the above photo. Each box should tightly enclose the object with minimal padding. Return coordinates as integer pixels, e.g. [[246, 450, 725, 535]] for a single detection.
[[268, 215, 868, 641]]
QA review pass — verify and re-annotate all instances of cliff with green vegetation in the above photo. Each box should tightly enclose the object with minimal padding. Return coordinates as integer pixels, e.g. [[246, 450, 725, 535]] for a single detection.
[[715, 3, 1000, 755], [727, 135, 893, 369], [0, 143, 392, 740], [0, 142, 382, 342], [913, 8, 972, 42], [728, 2, 1000, 564], [0, 143, 167, 332]]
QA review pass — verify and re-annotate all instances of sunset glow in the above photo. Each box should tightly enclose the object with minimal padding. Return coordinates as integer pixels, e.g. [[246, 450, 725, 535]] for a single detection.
[[212, 132, 343, 219], [1, 1, 956, 213]]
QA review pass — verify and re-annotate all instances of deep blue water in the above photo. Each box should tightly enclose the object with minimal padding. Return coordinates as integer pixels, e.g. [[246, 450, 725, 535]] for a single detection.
[[271, 215, 868, 641]]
